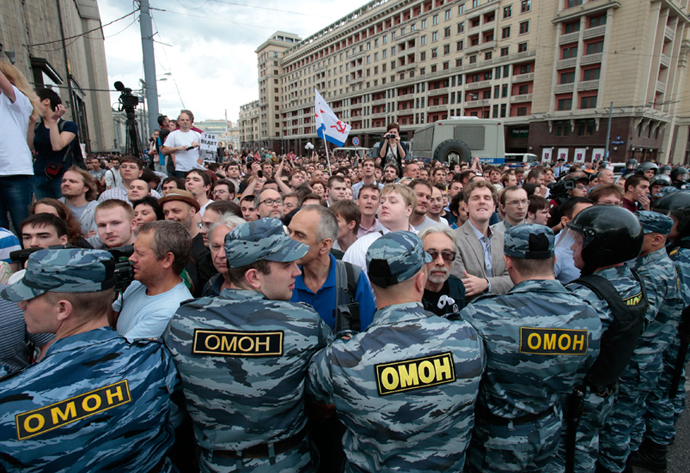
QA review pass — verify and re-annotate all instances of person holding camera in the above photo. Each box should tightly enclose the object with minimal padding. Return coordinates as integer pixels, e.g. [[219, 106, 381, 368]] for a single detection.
[[30, 88, 78, 200], [378, 123, 407, 178]]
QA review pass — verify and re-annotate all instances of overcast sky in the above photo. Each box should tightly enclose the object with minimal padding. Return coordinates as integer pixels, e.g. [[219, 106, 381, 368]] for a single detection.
[[99, 0, 359, 124]]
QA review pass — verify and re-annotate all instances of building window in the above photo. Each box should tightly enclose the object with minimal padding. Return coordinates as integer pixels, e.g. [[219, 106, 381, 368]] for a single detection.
[[521, 0, 531, 13], [383, 35, 388, 44], [431, 64, 437, 72], [445, 27, 451, 37], [421, 51, 426, 61], [580, 95, 597, 109], [517, 107, 527, 116], [589, 14, 607, 28], [457, 40, 464, 51], [518, 42, 528, 52], [432, 31, 439, 42], [458, 4, 465, 14], [432, 48, 438, 58], [557, 97, 572, 110], [457, 22, 465, 33], [469, 55, 477, 64], [502, 84, 508, 97], [422, 19, 428, 29], [586, 41, 604, 55], [485, 51, 492, 60], [504, 5, 512, 18], [554, 120, 571, 136], [472, 0, 480, 7], [456, 58, 462, 67], [484, 71, 493, 80], [444, 44, 451, 54], [501, 104, 507, 117], [391, 46, 397, 55], [583, 67, 601, 81], [562, 45, 578, 59], [567, 0, 584, 7], [420, 67, 426, 75], [502, 26, 511, 39], [518, 84, 529, 94], [560, 71, 575, 84], [564, 21, 580, 34], [383, 50, 387, 58], [576, 118, 596, 135], [496, 67, 502, 79], [443, 61, 450, 70], [433, 14, 439, 25], [421, 35, 427, 45], [520, 64, 532, 74], [519, 21, 529, 34], [445, 9, 452, 20], [501, 47, 509, 56], [494, 85, 500, 98]]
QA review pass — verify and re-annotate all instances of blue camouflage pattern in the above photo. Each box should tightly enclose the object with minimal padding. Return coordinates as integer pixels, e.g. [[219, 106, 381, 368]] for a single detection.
[[0, 327, 182, 472], [597, 248, 683, 472], [225, 218, 308, 267], [366, 231, 432, 288], [307, 301, 484, 472], [1, 249, 115, 301], [559, 265, 644, 473], [460, 279, 601, 473], [636, 210, 674, 235], [163, 289, 331, 473], [503, 223, 555, 259], [638, 240, 690, 446]]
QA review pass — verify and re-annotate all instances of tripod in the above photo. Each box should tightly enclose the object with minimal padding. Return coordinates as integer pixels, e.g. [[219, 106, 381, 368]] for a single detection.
[[124, 107, 142, 158]]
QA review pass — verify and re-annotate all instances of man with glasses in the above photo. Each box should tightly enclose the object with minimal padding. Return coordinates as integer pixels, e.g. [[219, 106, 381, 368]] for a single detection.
[[255, 188, 284, 220], [420, 225, 466, 317], [211, 179, 236, 202], [492, 186, 528, 234]]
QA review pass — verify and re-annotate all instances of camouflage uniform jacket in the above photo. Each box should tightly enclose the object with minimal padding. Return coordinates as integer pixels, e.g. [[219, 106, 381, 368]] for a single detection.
[[163, 289, 330, 454], [669, 239, 690, 307], [307, 301, 484, 473], [461, 279, 601, 418], [0, 327, 181, 473], [628, 248, 683, 361]]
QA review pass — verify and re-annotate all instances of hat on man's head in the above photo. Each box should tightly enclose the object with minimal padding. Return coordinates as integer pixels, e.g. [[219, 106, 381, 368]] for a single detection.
[[366, 231, 432, 288], [1, 249, 116, 302], [636, 211, 674, 235], [158, 189, 200, 211], [504, 224, 555, 259], [225, 218, 308, 268]]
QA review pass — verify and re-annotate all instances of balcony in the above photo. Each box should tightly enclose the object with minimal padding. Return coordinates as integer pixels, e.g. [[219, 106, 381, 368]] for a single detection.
[[557, 58, 577, 69], [372, 98, 387, 106], [464, 44, 481, 55], [660, 53, 671, 68], [512, 72, 535, 83], [580, 53, 603, 65], [559, 32, 580, 45], [657, 80, 666, 94], [428, 85, 450, 94], [480, 40, 497, 51], [665, 26, 675, 41], [583, 25, 606, 39], [371, 111, 387, 119], [553, 83, 575, 94], [428, 104, 448, 112], [577, 80, 600, 91], [465, 100, 484, 107], [466, 79, 492, 90], [511, 94, 533, 103]]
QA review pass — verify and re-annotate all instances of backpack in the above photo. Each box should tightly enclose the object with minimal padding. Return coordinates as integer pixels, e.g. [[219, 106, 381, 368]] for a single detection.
[[334, 260, 362, 333]]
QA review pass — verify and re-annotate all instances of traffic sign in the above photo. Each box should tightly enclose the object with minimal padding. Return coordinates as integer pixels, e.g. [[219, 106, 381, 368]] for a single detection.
[[352, 137, 360, 146]]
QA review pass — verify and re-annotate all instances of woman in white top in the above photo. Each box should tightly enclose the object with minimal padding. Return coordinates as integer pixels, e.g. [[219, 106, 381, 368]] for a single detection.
[[0, 63, 39, 234]]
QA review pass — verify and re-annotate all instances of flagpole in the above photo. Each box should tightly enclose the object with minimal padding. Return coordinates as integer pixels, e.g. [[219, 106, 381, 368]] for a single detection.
[[323, 138, 332, 175]]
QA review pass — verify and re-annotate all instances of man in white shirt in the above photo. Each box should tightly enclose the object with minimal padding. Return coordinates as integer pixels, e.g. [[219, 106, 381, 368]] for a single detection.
[[344, 183, 417, 272], [161, 110, 203, 178], [112, 220, 192, 341], [98, 157, 145, 203]]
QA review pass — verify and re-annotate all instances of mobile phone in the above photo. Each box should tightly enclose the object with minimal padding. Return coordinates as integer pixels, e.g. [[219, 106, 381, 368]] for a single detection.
[[186, 146, 195, 151], [258, 170, 263, 178]]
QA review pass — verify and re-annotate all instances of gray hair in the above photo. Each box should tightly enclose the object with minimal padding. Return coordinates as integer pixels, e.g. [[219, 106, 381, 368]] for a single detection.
[[209, 214, 247, 239], [138, 220, 192, 275], [418, 224, 459, 251], [300, 205, 338, 242]]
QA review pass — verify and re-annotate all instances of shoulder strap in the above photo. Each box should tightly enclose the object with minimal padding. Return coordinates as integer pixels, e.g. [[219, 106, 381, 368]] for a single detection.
[[335, 260, 362, 332]]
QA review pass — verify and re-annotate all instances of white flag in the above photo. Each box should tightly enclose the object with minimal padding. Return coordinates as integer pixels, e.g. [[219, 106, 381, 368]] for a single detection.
[[315, 89, 351, 147]]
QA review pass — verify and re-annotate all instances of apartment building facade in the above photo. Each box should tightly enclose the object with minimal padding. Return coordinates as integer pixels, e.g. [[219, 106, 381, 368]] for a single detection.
[[239, 100, 262, 150], [253, 0, 690, 164]]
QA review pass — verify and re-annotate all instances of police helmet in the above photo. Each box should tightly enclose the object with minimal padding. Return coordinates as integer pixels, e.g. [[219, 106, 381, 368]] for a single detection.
[[652, 190, 690, 245], [671, 167, 688, 183], [567, 206, 643, 276], [650, 174, 672, 187], [660, 165, 672, 176], [636, 162, 658, 175], [626, 158, 639, 170]]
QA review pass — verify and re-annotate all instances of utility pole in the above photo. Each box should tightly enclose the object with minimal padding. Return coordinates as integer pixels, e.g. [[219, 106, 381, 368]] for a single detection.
[[139, 0, 160, 137], [604, 101, 613, 160]]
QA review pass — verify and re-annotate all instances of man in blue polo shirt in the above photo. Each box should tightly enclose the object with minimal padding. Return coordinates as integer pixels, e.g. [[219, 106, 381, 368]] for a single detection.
[[288, 205, 376, 333]]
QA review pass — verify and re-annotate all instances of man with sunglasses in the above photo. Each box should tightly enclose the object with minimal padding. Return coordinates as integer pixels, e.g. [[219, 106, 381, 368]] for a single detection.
[[420, 225, 466, 317]]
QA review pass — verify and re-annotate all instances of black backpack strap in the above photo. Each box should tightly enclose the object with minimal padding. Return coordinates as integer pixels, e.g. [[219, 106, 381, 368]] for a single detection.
[[334, 260, 361, 333], [569, 272, 648, 387]]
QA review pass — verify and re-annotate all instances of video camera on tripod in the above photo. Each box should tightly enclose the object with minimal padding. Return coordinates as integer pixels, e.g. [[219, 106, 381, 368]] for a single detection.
[[114, 81, 143, 158]]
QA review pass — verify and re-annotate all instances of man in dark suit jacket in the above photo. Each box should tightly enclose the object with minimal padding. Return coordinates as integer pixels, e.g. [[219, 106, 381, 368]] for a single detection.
[[450, 180, 513, 300]]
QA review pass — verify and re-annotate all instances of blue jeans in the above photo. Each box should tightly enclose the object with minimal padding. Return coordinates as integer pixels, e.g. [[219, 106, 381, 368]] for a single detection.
[[33, 174, 63, 201], [0, 175, 33, 234]]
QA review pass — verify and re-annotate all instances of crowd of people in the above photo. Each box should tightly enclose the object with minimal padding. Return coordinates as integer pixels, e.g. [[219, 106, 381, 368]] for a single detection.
[[1, 59, 690, 473]]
